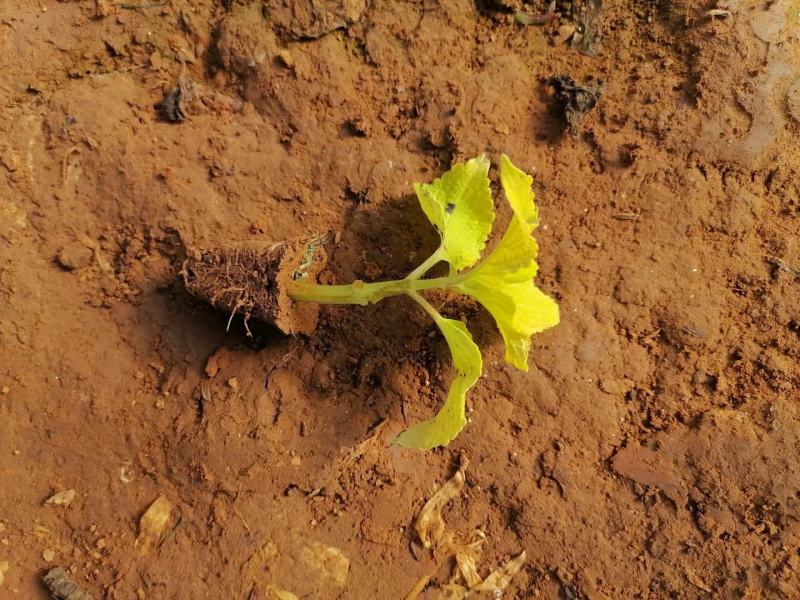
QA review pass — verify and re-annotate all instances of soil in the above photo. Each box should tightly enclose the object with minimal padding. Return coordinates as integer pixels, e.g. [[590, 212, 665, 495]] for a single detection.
[[182, 236, 327, 335], [1, 1, 799, 599]]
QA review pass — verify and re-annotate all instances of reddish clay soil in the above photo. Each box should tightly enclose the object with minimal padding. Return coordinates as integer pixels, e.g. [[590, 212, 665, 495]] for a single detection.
[[1, 1, 799, 598]]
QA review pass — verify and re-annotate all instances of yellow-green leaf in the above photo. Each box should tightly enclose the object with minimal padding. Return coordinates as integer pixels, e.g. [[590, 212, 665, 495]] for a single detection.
[[394, 314, 482, 450], [457, 154, 559, 371], [459, 277, 559, 371], [414, 155, 494, 273]]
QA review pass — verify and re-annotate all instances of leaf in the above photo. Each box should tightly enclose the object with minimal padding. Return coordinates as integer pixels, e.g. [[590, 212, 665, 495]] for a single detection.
[[453, 534, 486, 588], [414, 155, 494, 273], [393, 315, 482, 449], [413, 463, 466, 549], [459, 277, 559, 371], [299, 542, 350, 587], [403, 575, 433, 600], [44, 489, 76, 507], [268, 589, 300, 600], [457, 154, 559, 371], [473, 550, 527, 592], [135, 495, 180, 556]]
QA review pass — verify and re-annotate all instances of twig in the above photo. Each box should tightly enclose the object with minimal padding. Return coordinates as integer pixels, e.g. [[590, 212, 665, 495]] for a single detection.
[[767, 256, 800, 279], [117, 2, 167, 9], [515, 11, 560, 25]]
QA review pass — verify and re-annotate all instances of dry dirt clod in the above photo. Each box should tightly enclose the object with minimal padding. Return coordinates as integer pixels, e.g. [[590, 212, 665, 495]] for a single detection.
[[547, 75, 602, 132], [156, 80, 193, 123], [56, 244, 92, 271], [42, 567, 95, 600], [94, 0, 111, 18]]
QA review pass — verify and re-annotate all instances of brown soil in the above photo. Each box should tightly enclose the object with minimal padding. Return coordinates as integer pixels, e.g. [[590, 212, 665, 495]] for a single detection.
[[182, 236, 327, 335], [1, 1, 798, 598]]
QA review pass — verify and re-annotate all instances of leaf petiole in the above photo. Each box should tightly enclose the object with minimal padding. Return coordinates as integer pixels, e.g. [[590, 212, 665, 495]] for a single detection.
[[405, 246, 445, 280]]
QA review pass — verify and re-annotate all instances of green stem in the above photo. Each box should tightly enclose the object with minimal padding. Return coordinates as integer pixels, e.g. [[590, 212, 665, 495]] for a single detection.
[[288, 272, 471, 306], [406, 290, 442, 322], [288, 279, 408, 305], [405, 247, 444, 280]]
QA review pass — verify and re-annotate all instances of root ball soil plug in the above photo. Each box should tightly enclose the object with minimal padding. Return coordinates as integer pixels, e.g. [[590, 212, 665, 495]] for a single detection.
[[182, 236, 327, 335], [182, 155, 559, 450]]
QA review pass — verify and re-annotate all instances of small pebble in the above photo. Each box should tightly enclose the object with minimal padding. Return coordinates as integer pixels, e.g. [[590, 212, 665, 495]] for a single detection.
[[42, 549, 55, 562]]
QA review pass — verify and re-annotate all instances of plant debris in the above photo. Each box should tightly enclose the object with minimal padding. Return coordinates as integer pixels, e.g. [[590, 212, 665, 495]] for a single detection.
[[473, 551, 527, 592], [547, 75, 602, 131], [411, 460, 528, 596], [266, 587, 299, 600], [515, 11, 559, 26], [569, 0, 603, 56], [45, 489, 77, 507], [416, 461, 467, 550], [134, 495, 180, 556], [42, 567, 95, 600], [299, 542, 350, 587], [403, 575, 432, 600], [156, 79, 193, 123]]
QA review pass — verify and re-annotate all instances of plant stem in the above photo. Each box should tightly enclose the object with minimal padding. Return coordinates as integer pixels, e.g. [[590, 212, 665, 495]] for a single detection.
[[288, 279, 407, 305], [288, 271, 470, 306], [407, 290, 443, 323], [405, 247, 444, 280]]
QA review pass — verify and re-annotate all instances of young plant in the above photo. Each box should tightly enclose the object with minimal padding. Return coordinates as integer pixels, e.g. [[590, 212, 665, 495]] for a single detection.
[[288, 155, 559, 449]]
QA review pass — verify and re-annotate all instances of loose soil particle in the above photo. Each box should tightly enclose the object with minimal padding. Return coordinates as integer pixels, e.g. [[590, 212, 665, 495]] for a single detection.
[[0, 0, 799, 598]]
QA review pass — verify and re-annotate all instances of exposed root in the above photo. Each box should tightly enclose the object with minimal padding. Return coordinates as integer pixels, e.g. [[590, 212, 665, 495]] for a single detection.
[[181, 236, 327, 335]]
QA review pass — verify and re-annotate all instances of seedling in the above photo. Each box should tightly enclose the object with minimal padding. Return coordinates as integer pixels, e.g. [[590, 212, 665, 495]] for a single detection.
[[183, 155, 559, 449]]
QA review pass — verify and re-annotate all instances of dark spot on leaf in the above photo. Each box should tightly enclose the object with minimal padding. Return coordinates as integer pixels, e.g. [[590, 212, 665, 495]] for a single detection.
[[445, 202, 456, 214]]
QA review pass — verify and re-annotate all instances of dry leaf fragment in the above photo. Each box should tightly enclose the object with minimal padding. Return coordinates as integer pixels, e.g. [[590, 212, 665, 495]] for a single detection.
[[685, 566, 713, 593], [404, 574, 432, 600], [134, 495, 179, 556], [267, 586, 300, 600], [299, 542, 350, 587], [474, 551, 527, 592], [706, 8, 731, 17], [416, 464, 466, 549], [440, 583, 469, 599], [554, 24, 576, 45], [453, 534, 486, 588], [45, 489, 76, 507]]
